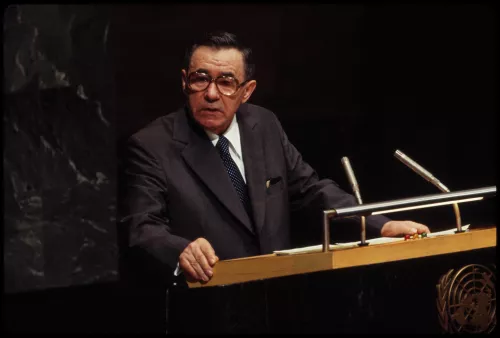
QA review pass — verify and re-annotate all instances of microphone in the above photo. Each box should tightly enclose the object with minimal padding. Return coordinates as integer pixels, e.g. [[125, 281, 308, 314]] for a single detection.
[[394, 149, 464, 233], [394, 150, 450, 193], [341, 157, 368, 245], [341, 157, 363, 204]]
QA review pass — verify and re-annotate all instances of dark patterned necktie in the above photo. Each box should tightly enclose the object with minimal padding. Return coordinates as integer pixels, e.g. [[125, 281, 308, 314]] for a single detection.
[[215, 135, 252, 219]]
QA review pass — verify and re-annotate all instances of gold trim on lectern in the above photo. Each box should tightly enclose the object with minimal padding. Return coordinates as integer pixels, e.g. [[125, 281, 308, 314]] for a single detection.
[[187, 227, 496, 288]]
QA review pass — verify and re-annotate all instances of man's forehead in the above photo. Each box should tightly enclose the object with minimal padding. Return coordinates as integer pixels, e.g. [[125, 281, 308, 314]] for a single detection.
[[189, 46, 244, 75]]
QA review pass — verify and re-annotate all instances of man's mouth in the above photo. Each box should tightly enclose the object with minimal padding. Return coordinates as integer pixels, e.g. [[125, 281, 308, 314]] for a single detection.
[[202, 108, 223, 113]]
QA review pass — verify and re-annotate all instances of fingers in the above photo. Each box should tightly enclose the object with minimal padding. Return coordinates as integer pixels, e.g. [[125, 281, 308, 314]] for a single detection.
[[381, 220, 431, 237], [178, 254, 201, 282], [192, 245, 213, 280], [199, 240, 219, 266], [407, 227, 418, 235], [179, 238, 218, 282], [407, 221, 430, 234]]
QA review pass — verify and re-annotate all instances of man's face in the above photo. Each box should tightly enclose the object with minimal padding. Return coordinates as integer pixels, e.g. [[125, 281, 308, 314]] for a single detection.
[[182, 46, 256, 135]]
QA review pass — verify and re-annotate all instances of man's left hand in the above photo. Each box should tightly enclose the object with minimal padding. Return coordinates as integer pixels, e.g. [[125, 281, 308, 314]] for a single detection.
[[381, 220, 430, 237]]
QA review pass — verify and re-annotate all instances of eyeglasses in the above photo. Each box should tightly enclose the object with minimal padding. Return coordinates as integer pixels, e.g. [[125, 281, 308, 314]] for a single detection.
[[186, 71, 250, 96]]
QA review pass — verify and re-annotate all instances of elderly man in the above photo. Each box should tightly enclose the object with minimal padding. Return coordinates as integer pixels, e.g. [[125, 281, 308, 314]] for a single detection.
[[119, 31, 429, 285]]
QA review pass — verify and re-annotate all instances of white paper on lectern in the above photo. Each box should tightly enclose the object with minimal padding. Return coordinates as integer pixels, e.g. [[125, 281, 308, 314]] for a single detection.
[[273, 224, 470, 256]]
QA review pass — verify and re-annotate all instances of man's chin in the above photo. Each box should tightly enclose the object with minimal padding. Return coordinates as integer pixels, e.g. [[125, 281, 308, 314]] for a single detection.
[[195, 117, 225, 134]]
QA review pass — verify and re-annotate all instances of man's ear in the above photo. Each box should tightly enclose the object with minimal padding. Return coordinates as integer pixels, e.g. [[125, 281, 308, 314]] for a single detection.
[[181, 69, 187, 93], [241, 80, 257, 103]]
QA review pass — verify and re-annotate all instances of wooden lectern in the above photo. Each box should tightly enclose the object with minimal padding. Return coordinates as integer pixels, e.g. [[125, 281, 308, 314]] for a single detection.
[[168, 227, 496, 334]]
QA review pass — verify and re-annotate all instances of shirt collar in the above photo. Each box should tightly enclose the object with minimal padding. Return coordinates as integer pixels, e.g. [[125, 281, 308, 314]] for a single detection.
[[205, 114, 243, 160]]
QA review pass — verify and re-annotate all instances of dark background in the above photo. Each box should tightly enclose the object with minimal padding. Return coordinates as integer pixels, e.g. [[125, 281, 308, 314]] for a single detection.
[[3, 4, 496, 333]]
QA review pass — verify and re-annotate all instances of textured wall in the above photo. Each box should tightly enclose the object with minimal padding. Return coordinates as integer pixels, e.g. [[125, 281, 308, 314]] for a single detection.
[[3, 4, 117, 293]]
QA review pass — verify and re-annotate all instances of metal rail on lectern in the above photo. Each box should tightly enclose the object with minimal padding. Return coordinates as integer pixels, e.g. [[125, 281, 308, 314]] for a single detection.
[[321, 186, 496, 252]]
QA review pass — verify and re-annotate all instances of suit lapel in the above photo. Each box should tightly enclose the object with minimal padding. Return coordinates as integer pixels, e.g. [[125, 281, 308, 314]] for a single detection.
[[238, 105, 267, 235], [174, 108, 254, 234]]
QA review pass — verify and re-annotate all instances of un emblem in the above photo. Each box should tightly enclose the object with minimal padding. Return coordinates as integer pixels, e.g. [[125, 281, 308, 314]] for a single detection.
[[437, 264, 496, 333]]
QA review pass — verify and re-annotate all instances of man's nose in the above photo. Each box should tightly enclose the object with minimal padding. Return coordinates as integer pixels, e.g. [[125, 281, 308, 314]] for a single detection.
[[204, 81, 220, 101]]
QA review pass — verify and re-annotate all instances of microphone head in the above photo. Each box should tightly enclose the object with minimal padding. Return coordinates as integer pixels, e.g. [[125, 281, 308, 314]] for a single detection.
[[394, 149, 406, 160], [341, 156, 363, 204], [341, 156, 358, 186]]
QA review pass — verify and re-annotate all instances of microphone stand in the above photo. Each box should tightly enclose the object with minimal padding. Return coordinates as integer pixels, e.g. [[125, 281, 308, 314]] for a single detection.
[[341, 157, 369, 246]]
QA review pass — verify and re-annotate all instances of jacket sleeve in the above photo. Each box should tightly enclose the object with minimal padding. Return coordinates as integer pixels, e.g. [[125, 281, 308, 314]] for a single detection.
[[118, 135, 190, 278], [271, 113, 391, 234]]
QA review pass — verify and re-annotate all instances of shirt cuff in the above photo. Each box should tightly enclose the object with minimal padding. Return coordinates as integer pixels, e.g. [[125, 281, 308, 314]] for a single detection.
[[173, 262, 182, 276]]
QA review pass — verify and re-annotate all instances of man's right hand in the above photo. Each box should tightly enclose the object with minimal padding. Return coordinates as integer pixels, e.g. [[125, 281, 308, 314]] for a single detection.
[[179, 238, 219, 282]]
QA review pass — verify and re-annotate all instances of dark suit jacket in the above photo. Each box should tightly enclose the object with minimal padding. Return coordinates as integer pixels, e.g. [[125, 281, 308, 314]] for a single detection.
[[119, 103, 391, 277]]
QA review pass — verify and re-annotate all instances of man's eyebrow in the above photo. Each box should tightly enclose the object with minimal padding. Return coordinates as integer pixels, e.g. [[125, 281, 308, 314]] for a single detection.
[[220, 71, 235, 78], [194, 68, 209, 75], [193, 69, 236, 78]]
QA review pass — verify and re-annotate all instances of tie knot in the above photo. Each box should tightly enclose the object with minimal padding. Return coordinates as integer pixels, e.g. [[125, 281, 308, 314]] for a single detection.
[[216, 135, 230, 155]]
